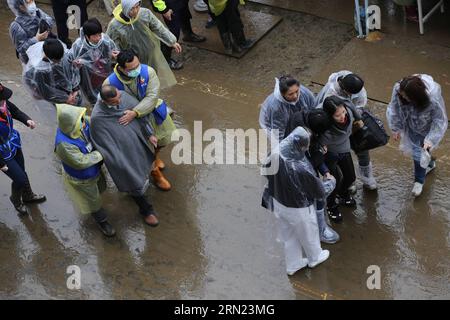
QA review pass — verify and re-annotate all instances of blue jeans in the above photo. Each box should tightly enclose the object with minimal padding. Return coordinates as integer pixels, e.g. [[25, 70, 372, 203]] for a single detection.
[[413, 160, 426, 184], [411, 134, 430, 184], [2, 148, 28, 192], [356, 149, 370, 167]]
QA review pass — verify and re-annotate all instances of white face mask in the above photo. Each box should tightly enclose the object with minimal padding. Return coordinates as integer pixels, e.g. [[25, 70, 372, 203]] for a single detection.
[[26, 2, 37, 16]]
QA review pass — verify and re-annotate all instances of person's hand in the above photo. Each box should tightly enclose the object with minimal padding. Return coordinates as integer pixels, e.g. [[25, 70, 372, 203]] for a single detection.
[[0, 165, 8, 172], [392, 131, 401, 141], [66, 91, 79, 105], [423, 141, 433, 151], [163, 9, 173, 21], [36, 30, 49, 42], [149, 135, 158, 147], [172, 42, 182, 54], [27, 120, 36, 129], [111, 50, 120, 60], [73, 59, 83, 68], [119, 110, 137, 125], [324, 172, 334, 180]]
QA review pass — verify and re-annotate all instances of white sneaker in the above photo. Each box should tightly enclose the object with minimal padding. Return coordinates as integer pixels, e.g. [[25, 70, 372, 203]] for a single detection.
[[411, 182, 423, 197], [193, 0, 208, 12], [287, 259, 308, 276], [308, 250, 330, 268]]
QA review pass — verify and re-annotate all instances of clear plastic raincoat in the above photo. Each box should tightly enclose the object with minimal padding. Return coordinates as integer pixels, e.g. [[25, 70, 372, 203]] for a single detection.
[[261, 127, 335, 272], [259, 78, 316, 144], [106, 0, 177, 89], [69, 29, 118, 104], [54, 104, 105, 215], [386, 74, 448, 161], [8, 0, 55, 64], [23, 41, 81, 106], [262, 127, 336, 211], [315, 70, 368, 109]]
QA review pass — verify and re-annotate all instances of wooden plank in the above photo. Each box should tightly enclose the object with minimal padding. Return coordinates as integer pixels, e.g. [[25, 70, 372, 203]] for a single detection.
[[183, 7, 282, 58]]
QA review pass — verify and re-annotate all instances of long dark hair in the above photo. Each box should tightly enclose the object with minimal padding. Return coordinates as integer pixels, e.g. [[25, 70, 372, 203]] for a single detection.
[[322, 96, 345, 118], [278, 75, 300, 95], [399, 76, 430, 110]]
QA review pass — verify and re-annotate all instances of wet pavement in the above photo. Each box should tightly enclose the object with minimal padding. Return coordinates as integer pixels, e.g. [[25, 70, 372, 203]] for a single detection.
[[1, 2, 450, 299]]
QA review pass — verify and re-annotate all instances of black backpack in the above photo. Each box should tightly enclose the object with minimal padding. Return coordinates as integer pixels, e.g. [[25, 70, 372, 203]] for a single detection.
[[350, 109, 390, 153]]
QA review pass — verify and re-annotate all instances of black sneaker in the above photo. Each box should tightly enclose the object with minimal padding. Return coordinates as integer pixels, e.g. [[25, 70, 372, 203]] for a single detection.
[[327, 206, 343, 223], [98, 220, 116, 237], [205, 19, 216, 29], [182, 32, 206, 43], [168, 58, 183, 70], [338, 195, 357, 207], [240, 39, 254, 49]]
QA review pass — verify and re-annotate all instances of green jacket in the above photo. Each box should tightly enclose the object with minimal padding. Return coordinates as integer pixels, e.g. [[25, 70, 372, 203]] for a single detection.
[[54, 104, 105, 215], [103, 65, 177, 147]]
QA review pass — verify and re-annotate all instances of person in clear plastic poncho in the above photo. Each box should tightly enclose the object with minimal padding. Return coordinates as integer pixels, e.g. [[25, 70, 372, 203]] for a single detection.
[[386, 74, 448, 197], [316, 70, 377, 191], [261, 127, 336, 275], [259, 75, 316, 145], [69, 18, 119, 105], [23, 38, 82, 106], [7, 0, 55, 64], [106, 0, 182, 90]]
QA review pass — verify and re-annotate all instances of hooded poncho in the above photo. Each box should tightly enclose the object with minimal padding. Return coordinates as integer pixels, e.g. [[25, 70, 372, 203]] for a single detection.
[[315, 70, 368, 109], [261, 127, 335, 210], [69, 28, 118, 104], [106, 0, 177, 90], [23, 41, 81, 105], [259, 78, 316, 143], [386, 74, 448, 160], [8, 0, 54, 64]]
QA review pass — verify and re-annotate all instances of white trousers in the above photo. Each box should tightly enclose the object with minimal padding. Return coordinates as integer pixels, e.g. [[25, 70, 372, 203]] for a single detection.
[[273, 200, 323, 273]]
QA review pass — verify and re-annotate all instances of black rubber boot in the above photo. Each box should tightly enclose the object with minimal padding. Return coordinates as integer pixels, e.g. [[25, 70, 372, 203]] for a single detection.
[[10, 186, 28, 215], [91, 209, 116, 237], [220, 32, 232, 55], [22, 180, 46, 204]]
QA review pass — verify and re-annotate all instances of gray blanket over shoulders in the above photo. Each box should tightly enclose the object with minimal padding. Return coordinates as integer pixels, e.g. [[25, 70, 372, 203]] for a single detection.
[[90, 91, 154, 195]]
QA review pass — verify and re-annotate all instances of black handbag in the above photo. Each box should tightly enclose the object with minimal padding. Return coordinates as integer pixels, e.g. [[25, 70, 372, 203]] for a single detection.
[[350, 109, 390, 153]]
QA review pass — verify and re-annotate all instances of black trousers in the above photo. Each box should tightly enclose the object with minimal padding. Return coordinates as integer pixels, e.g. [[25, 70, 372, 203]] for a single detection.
[[208, 0, 246, 45], [131, 195, 155, 217], [2, 148, 28, 192], [161, 0, 193, 61], [325, 152, 356, 208], [51, 0, 88, 41]]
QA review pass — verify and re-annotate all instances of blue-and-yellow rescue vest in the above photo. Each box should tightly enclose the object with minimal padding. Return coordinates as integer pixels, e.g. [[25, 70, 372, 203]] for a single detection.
[[0, 103, 21, 162], [107, 64, 168, 125], [55, 121, 101, 180]]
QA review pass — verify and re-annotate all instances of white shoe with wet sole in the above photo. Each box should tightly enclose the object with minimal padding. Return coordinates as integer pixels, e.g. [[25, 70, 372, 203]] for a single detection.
[[287, 259, 308, 276], [411, 182, 423, 197], [308, 250, 330, 268]]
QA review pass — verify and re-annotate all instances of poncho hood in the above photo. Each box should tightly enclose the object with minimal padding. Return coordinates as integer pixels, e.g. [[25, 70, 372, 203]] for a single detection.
[[56, 104, 86, 139]]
